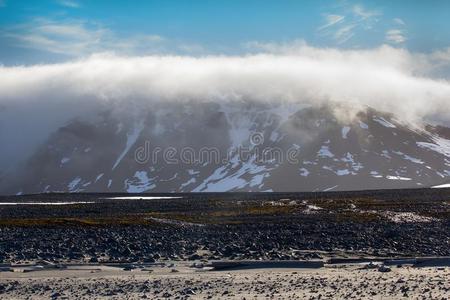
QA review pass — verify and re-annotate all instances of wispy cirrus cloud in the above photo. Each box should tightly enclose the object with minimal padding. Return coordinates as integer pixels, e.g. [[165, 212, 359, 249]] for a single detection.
[[352, 4, 380, 21], [318, 14, 345, 31], [386, 18, 407, 44], [386, 29, 406, 44], [333, 24, 356, 44], [57, 0, 80, 8], [393, 18, 405, 26], [318, 4, 381, 44], [1, 18, 166, 57]]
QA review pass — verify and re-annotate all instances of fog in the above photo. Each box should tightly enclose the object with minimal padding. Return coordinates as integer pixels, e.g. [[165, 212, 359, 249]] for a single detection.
[[1, 44, 450, 170]]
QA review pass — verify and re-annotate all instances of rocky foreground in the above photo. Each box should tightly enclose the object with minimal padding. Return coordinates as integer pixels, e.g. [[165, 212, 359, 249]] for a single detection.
[[0, 189, 449, 263], [1, 218, 449, 264], [0, 262, 449, 299], [0, 189, 449, 298]]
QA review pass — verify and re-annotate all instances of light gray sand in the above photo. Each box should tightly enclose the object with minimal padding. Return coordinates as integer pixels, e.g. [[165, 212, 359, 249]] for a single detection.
[[0, 262, 449, 299]]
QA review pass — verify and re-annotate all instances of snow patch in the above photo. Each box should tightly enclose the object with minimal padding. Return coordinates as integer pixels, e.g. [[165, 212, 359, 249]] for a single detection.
[[112, 120, 144, 170], [303, 204, 323, 214], [95, 173, 104, 182], [60, 157, 70, 165], [317, 145, 334, 158], [180, 178, 196, 189], [161, 173, 178, 182], [370, 171, 383, 178], [402, 154, 424, 164], [393, 151, 424, 164], [432, 183, 450, 189], [417, 136, 450, 157], [323, 185, 338, 191], [124, 171, 156, 193], [307, 205, 323, 210], [188, 169, 200, 175], [386, 175, 412, 181], [373, 116, 396, 128], [382, 211, 436, 223], [323, 166, 351, 176], [380, 150, 392, 159], [193, 155, 269, 192], [340, 152, 363, 172], [299, 168, 309, 177], [341, 126, 350, 139], [67, 177, 82, 192], [336, 169, 350, 176], [358, 121, 369, 129]]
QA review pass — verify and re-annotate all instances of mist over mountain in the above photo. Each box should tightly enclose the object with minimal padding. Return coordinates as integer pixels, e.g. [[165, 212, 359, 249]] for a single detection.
[[1, 46, 450, 194], [1, 100, 449, 194]]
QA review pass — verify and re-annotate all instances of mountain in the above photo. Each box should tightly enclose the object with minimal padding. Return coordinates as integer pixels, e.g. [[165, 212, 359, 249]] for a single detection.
[[1, 102, 450, 194]]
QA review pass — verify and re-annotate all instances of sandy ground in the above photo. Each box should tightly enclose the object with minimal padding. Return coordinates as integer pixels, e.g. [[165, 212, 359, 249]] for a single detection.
[[0, 262, 449, 299]]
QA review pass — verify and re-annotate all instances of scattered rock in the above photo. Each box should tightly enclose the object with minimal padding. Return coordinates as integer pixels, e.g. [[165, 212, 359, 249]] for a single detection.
[[378, 265, 391, 273]]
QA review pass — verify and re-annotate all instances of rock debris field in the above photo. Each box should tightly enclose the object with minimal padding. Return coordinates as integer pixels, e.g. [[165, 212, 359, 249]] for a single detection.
[[0, 188, 449, 299]]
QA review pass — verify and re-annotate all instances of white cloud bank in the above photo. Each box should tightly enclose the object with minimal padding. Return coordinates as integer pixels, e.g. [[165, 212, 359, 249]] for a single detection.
[[1, 44, 450, 169], [1, 44, 449, 121]]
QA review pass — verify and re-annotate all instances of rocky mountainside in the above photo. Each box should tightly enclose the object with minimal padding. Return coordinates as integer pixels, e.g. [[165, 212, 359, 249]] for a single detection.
[[2, 102, 450, 194]]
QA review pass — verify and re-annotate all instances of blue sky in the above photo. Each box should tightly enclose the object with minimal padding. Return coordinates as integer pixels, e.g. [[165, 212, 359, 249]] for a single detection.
[[0, 0, 450, 65]]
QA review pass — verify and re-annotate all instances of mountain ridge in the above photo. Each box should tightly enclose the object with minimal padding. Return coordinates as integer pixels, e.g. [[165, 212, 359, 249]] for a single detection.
[[2, 102, 449, 195]]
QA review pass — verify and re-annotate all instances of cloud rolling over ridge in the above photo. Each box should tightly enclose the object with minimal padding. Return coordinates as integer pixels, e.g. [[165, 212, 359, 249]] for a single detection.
[[0, 44, 450, 169]]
